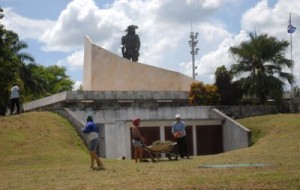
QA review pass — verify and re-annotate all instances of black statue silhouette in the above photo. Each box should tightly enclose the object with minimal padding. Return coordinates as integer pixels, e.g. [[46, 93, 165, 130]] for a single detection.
[[121, 25, 140, 62]]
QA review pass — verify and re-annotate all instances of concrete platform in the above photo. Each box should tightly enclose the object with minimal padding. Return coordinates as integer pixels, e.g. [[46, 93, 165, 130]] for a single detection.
[[23, 90, 251, 159]]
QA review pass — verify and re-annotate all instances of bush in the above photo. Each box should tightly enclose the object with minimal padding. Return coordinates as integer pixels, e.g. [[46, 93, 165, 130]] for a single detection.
[[189, 82, 220, 105]]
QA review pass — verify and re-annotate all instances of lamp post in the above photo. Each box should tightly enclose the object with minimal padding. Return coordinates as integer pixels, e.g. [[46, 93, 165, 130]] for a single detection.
[[189, 31, 199, 79]]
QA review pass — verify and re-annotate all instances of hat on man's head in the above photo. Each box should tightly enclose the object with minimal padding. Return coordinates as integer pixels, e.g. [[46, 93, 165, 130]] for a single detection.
[[125, 25, 138, 32], [87, 115, 93, 122], [175, 114, 181, 119], [132, 117, 140, 127]]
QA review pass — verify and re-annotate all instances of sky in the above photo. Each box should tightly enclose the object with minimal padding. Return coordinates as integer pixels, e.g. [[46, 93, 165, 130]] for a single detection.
[[1, 0, 299, 91]]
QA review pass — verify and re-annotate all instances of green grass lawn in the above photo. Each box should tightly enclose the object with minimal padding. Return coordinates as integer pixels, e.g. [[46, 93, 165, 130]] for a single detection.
[[0, 112, 299, 190]]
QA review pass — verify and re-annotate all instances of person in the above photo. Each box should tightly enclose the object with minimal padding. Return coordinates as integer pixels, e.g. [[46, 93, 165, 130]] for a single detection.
[[171, 114, 189, 159], [131, 117, 145, 163], [10, 84, 20, 115], [82, 116, 105, 170], [121, 25, 140, 62]]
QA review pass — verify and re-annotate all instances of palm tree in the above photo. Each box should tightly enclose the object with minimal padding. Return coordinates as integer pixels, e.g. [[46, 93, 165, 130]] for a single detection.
[[19, 63, 47, 101], [0, 26, 39, 112], [229, 33, 293, 104]]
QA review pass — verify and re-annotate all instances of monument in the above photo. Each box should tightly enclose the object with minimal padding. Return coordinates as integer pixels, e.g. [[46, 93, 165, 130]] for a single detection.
[[121, 25, 140, 62], [83, 36, 197, 91], [23, 37, 251, 159]]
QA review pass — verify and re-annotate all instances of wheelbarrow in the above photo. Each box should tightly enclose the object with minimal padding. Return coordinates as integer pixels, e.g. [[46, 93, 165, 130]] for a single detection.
[[143, 140, 178, 162]]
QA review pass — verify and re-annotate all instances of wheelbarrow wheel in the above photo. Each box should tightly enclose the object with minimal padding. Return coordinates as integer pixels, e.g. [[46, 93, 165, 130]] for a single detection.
[[166, 152, 178, 160]]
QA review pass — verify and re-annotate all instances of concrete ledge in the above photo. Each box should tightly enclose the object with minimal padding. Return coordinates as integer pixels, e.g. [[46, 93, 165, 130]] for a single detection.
[[66, 91, 189, 100], [52, 108, 88, 146], [69, 106, 213, 123], [209, 108, 251, 152], [216, 105, 277, 119], [23, 91, 190, 111], [23, 91, 67, 111]]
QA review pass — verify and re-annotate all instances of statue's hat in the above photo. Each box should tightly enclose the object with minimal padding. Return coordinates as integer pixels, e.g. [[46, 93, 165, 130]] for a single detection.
[[125, 25, 138, 31]]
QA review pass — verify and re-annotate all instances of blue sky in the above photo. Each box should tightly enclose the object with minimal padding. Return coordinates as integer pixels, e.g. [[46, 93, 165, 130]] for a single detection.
[[1, 0, 299, 90]]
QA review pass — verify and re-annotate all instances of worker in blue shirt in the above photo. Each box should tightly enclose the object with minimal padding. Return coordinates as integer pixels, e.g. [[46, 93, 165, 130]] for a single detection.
[[171, 114, 190, 159], [82, 116, 105, 170]]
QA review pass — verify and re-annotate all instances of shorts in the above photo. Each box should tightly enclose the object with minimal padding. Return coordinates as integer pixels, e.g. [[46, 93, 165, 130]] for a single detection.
[[89, 138, 98, 151], [132, 139, 143, 147]]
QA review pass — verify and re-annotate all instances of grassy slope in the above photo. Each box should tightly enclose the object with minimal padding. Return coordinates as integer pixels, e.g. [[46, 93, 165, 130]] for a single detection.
[[0, 112, 299, 190]]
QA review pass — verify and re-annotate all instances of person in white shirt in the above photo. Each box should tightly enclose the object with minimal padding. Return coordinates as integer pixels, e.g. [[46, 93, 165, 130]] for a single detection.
[[10, 84, 20, 115], [171, 114, 190, 159]]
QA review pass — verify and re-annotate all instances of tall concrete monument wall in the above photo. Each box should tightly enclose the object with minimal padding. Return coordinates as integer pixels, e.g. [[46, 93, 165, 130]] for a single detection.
[[83, 36, 197, 91]]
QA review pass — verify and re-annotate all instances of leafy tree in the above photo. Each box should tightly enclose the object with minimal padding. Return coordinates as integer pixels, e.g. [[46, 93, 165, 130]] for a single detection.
[[21, 64, 73, 101], [214, 65, 242, 105], [229, 33, 293, 104], [38, 65, 73, 96], [19, 63, 46, 101], [0, 8, 74, 114], [293, 86, 300, 97], [189, 82, 220, 105], [0, 7, 3, 19], [0, 8, 23, 114]]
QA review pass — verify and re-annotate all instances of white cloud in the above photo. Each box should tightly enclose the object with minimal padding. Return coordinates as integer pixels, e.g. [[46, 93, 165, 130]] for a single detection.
[[2, 0, 300, 89], [2, 8, 55, 39], [72, 80, 82, 90], [56, 50, 83, 70], [40, 0, 101, 52], [37, 0, 234, 66], [38, 0, 135, 52]]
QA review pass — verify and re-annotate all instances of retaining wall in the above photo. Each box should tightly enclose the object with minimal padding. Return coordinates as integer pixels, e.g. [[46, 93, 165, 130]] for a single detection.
[[209, 108, 251, 152]]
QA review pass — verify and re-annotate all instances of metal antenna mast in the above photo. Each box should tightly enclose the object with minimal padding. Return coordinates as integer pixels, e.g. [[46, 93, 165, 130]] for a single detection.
[[189, 23, 199, 79], [289, 12, 294, 98]]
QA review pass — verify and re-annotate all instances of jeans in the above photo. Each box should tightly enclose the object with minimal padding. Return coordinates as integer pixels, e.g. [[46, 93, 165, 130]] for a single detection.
[[176, 136, 189, 158], [10, 98, 20, 114]]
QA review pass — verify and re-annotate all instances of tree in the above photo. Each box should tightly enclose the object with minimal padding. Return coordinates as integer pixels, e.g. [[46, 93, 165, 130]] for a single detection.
[[19, 63, 46, 101], [20, 64, 73, 101], [229, 33, 293, 104], [0, 8, 23, 115], [293, 86, 300, 97], [189, 82, 220, 105], [38, 65, 73, 96], [0, 8, 74, 115], [0, 7, 3, 19], [214, 65, 242, 105]]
